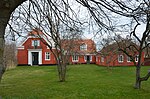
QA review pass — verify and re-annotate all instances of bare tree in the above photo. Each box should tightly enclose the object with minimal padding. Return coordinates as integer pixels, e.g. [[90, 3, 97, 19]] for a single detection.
[[76, 0, 150, 89], [0, 0, 26, 82], [8, 0, 83, 82], [1, 0, 149, 88]]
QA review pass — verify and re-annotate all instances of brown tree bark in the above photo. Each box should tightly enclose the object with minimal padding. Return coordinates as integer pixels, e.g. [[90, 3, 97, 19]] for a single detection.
[[135, 65, 150, 89], [0, 0, 26, 82], [0, 38, 5, 81], [135, 65, 141, 89], [0, 15, 8, 82]]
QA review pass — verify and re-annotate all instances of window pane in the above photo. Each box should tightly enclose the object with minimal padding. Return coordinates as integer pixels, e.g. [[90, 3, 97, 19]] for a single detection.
[[34, 40, 38, 46], [80, 44, 87, 50], [37, 40, 40, 46], [118, 55, 123, 62], [72, 55, 78, 61], [45, 52, 50, 60], [32, 40, 40, 46], [135, 55, 139, 62]]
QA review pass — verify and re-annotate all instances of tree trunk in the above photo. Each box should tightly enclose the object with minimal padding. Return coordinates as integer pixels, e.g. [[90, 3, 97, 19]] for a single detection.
[[0, 38, 5, 82], [134, 52, 142, 89], [0, 19, 7, 82], [135, 66, 141, 89], [57, 61, 66, 82]]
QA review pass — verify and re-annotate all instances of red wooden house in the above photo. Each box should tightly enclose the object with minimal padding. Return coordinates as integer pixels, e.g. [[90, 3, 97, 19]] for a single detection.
[[17, 29, 96, 65], [61, 39, 96, 64], [17, 29, 57, 66], [17, 29, 145, 66], [96, 41, 145, 66]]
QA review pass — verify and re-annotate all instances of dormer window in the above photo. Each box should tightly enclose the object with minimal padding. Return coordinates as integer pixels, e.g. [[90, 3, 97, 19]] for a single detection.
[[32, 40, 40, 47], [80, 44, 87, 51]]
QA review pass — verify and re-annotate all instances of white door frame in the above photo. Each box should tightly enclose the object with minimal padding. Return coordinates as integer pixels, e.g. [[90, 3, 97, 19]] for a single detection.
[[28, 49, 42, 65]]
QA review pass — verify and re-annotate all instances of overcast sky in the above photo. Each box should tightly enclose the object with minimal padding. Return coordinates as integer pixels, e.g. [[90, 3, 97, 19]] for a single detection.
[[5, 0, 145, 48]]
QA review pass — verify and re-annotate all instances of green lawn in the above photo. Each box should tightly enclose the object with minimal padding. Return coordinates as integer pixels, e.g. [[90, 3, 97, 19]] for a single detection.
[[0, 64, 150, 99]]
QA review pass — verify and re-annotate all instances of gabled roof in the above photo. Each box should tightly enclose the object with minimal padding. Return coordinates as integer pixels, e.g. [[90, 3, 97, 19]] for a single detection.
[[61, 39, 96, 55], [17, 29, 42, 47], [98, 40, 139, 55], [17, 29, 50, 48], [28, 28, 43, 36]]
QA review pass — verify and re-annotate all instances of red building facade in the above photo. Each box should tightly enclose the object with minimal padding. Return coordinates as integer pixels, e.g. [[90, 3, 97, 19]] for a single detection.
[[61, 39, 96, 64], [18, 29, 145, 66], [17, 29, 96, 65], [17, 29, 57, 66], [96, 52, 145, 66], [96, 41, 145, 66]]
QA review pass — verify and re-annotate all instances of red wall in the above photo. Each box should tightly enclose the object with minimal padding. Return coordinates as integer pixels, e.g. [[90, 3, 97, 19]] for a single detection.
[[96, 52, 145, 66], [18, 37, 145, 66], [17, 49, 28, 65], [42, 48, 57, 64], [144, 58, 150, 66], [17, 38, 57, 65]]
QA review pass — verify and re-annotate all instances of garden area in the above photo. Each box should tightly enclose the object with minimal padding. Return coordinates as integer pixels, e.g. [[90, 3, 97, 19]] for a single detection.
[[0, 64, 150, 99]]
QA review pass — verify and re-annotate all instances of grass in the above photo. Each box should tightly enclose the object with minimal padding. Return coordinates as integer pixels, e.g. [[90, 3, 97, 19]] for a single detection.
[[0, 64, 150, 99]]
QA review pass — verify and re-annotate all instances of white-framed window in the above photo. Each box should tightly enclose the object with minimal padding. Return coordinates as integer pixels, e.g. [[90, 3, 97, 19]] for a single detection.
[[45, 52, 50, 60], [72, 55, 79, 62], [127, 56, 131, 62], [135, 55, 139, 62], [101, 56, 104, 62], [32, 40, 40, 46], [80, 44, 87, 51], [118, 55, 124, 63]]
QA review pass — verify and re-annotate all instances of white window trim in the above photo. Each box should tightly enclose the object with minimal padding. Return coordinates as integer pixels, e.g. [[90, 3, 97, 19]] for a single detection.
[[135, 55, 139, 62], [45, 52, 50, 60], [72, 55, 79, 62], [118, 55, 124, 63]]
